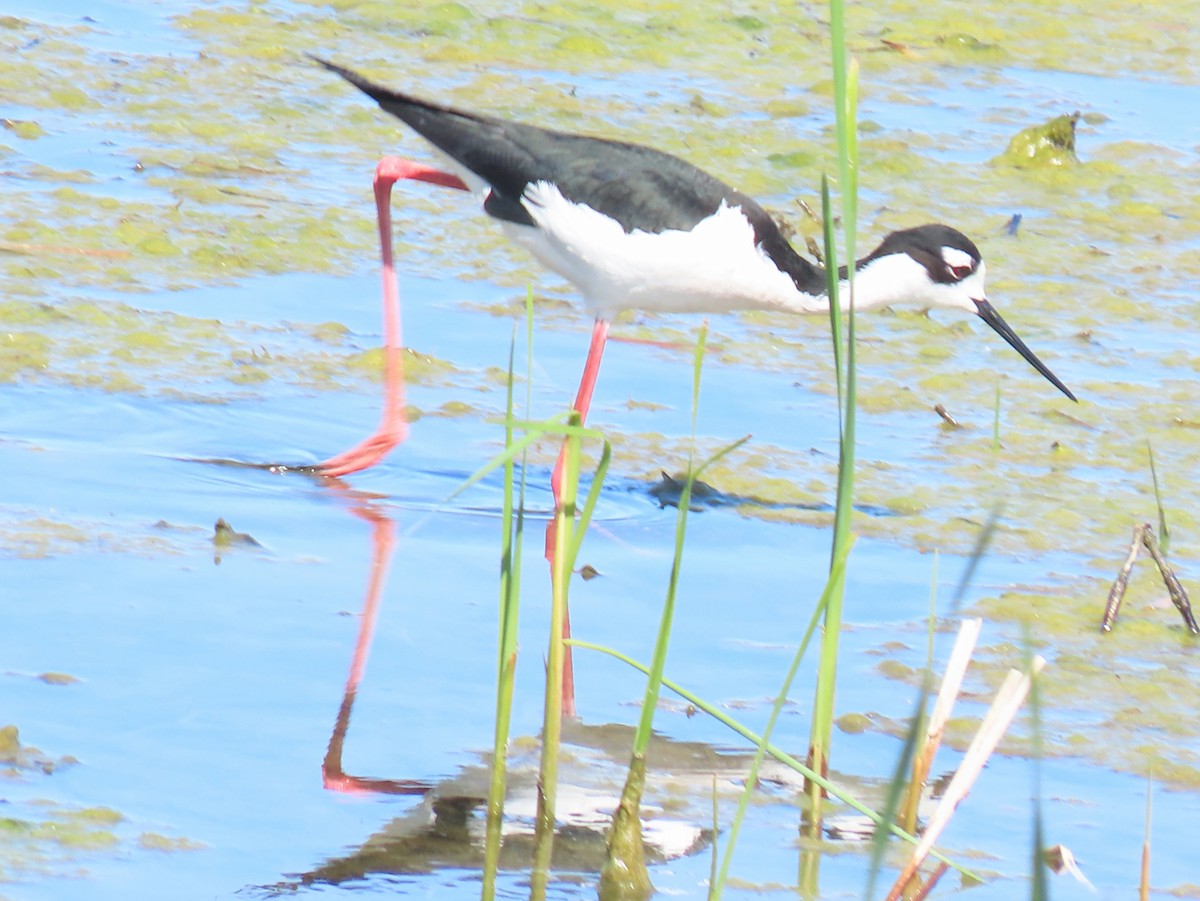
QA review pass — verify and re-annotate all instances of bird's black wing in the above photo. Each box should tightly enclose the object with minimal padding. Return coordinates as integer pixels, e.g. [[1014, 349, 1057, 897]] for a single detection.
[[316, 58, 747, 231], [315, 57, 822, 291]]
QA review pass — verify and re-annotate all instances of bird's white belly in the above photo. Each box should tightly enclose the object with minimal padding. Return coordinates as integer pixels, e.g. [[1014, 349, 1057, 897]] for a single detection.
[[504, 182, 819, 319]]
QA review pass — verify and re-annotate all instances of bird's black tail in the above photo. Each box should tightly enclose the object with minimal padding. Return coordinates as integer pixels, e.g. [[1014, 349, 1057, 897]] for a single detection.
[[308, 55, 506, 145], [309, 56, 439, 118], [308, 55, 547, 197]]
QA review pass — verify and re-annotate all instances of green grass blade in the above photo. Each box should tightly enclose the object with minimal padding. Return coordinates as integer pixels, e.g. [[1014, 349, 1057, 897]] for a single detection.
[[863, 694, 926, 900], [633, 323, 706, 751], [1026, 627, 1048, 901], [531, 411, 585, 898], [950, 508, 1002, 616], [484, 294, 536, 900], [632, 429, 751, 752], [866, 520, 997, 895], [1148, 438, 1170, 556], [497, 321, 519, 673], [865, 561, 941, 900], [562, 640, 976, 882], [432, 414, 599, 509], [710, 776, 720, 894], [897, 553, 938, 835], [993, 379, 1002, 452], [602, 327, 748, 899], [823, 174, 844, 419], [807, 38, 859, 832], [716, 537, 854, 899], [483, 324, 522, 901], [567, 439, 611, 567]]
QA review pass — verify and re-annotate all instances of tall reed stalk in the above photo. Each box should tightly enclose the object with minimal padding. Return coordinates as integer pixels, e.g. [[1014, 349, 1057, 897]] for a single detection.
[[571, 635, 972, 882], [804, 0, 860, 853], [529, 410, 583, 899], [711, 536, 854, 901], [482, 295, 535, 900], [1026, 633, 1048, 901], [531, 416, 611, 899], [599, 326, 749, 900], [434, 309, 609, 899], [1147, 439, 1169, 554]]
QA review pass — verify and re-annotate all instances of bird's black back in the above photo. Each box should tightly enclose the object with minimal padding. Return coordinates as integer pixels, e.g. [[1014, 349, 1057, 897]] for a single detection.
[[314, 58, 825, 295]]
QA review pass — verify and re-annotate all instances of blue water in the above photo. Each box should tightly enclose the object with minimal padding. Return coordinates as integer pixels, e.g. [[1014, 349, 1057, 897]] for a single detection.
[[860, 67, 1200, 163], [5, 269, 1192, 899], [5, 2, 1199, 898]]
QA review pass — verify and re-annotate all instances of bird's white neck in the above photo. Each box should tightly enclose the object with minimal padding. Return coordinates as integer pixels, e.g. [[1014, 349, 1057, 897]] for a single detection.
[[781, 261, 919, 318], [838, 253, 938, 312]]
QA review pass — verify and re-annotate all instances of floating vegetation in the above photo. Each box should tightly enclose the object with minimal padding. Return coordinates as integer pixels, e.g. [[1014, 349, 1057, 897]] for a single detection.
[[0, 726, 204, 882], [1, 724, 76, 776], [992, 112, 1081, 169]]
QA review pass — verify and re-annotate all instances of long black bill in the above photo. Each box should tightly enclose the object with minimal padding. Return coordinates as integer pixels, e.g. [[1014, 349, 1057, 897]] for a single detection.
[[974, 299, 1077, 402]]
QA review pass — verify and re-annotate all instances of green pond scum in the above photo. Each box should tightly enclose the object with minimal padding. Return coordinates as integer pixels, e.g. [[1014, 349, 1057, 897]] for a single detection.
[[0, 725, 203, 884], [991, 111, 1080, 169], [0, 800, 204, 882], [3, 0, 1200, 791], [1, 724, 73, 775]]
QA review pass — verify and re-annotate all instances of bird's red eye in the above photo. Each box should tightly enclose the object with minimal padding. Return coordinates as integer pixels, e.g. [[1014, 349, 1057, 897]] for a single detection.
[[949, 264, 973, 281]]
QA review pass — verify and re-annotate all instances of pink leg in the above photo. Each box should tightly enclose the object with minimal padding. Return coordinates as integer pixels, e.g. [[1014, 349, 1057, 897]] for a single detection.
[[320, 157, 469, 478], [546, 317, 610, 719], [551, 317, 611, 500]]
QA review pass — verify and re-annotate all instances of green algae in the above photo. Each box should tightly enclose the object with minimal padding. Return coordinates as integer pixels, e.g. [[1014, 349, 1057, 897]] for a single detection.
[[0, 511, 190, 560], [0, 331, 52, 380], [347, 346, 458, 383], [137, 832, 207, 852], [0, 293, 476, 400], [73, 807, 124, 827], [2, 725, 202, 875], [768, 149, 819, 169], [0, 724, 21, 761], [24, 807, 120, 850], [36, 673, 80, 686], [433, 399, 481, 418], [865, 580, 1200, 789], [0, 725, 75, 776], [992, 112, 1080, 169], [212, 518, 262, 551], [0, 787, 202, 882], [3, 119, 45, 141], [834, 712, 872, 734]]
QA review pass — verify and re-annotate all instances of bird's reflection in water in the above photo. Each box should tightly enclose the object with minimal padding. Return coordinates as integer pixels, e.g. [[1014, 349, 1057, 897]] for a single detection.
[[293, 480, 721, 893]]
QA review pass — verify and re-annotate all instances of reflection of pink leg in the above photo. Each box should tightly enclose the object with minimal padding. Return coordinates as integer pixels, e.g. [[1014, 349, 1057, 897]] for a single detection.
[[320, 158, 470, 478], [545, 317, 610, 719], [322, 494, 428, 796]]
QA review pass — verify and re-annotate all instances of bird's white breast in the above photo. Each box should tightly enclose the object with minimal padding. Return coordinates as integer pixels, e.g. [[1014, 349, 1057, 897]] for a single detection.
[[505, 181, 822, 319]]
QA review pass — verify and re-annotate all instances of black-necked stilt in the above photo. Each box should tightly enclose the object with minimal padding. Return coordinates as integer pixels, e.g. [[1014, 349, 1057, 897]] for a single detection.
[[311, 59, 1076, 719], [312, 58, 1075, 482]]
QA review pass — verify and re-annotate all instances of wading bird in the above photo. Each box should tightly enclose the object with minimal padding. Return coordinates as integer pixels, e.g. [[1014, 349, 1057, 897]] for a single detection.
[[313, 58, 1073, 480], [311, 58, 1076, 714]]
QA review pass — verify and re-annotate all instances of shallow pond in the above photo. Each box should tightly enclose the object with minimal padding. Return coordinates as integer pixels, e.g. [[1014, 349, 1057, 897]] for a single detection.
[[3, 1, 1200, 898]]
